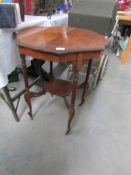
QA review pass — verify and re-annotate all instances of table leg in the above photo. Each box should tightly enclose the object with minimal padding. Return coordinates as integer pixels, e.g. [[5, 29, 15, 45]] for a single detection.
[[66, 69, 79, 135], [79, 59, 93, 106], [21, 56, 46, 119], [21, 55, 33, 119]]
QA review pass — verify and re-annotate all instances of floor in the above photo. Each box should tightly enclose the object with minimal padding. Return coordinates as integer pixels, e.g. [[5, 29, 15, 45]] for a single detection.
[[0, 52, 131, 175]]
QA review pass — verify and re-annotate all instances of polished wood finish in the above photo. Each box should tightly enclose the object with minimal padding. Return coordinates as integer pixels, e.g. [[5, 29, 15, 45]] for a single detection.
[[17, 27, 109, 134], [17, 27, 108, 55], [47, 79, 73, 97]]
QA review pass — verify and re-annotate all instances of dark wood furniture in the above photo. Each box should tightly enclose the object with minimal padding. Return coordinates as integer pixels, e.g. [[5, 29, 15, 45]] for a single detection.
[[16, 26, 109, 134]]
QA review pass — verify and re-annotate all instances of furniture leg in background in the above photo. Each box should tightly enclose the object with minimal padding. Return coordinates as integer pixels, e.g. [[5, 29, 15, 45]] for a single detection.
[[121, 36, 131, 64]]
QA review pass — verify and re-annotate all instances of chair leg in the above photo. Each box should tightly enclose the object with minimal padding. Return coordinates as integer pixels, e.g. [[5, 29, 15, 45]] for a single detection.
[[2, 86, 19, 121]]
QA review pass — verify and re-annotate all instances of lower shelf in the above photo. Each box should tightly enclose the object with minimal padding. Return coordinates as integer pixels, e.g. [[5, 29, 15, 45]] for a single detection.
[[46, 79, 73, 97]]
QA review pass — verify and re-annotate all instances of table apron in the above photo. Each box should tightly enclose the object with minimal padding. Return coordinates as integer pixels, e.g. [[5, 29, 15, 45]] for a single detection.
[[19, 47, 102, 70]]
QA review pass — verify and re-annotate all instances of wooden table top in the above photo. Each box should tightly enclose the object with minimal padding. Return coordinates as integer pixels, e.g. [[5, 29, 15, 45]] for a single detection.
[[118, 15, 131, 26], [16, 27, 109, 55], [118, 15, 131, 21]]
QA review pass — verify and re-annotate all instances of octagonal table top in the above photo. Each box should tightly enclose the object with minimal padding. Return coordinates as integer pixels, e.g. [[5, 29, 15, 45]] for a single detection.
[[16, 26, 109, 55]]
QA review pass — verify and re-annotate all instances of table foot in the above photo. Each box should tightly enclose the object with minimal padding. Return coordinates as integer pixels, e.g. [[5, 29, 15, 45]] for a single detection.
[[66, 105, 74, 135], [79, 99, 85, 106], [28, 112, 33, 120], [24, 91, 33, 119], [65, 128, 71, 135]]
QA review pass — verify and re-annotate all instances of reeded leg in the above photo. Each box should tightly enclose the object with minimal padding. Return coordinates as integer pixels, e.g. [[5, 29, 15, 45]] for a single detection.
[[79, 59, 92, 106], [66, 69, 79, 135]]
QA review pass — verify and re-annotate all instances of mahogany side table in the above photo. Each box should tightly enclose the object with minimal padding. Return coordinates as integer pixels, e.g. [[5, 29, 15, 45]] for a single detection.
[[16, 26, 109, 134]]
